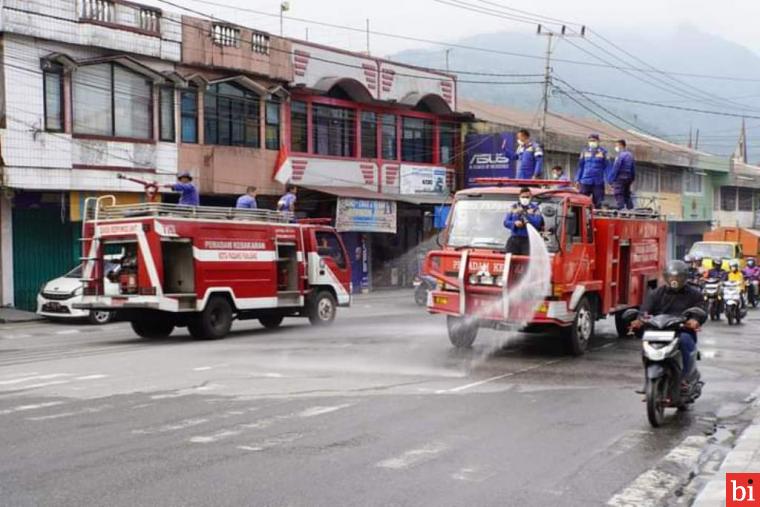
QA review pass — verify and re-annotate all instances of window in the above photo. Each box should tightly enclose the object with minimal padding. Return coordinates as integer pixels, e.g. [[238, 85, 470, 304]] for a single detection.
[[212, 24, 240, 47], [204, 82, 260, 147], [684, 172, 703, 194], [312, 104, 355, 157], [401, 117, 433, 163], [637, 167, 659, 193], [265, 101, 280, 150], [565, 206, 584, 247], [43, 65, 64, 132], [73, 63, 152, 139], [159, 87, 175, 142], [739, 187, 754, 211], [361, 111, 377, 159], [660, 168, 683, 193], [439, 122, 457, 165], [180, 88, 198, 143], [381, 114, 397, 160], [315, 231, 346, 269], [290, 101, 308, 153], [721, 186, 737, 211]]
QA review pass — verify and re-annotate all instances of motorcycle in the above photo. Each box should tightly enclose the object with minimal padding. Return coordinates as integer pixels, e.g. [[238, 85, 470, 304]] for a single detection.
[[746, 278, 759, 308], [722, 281, 745, 325], [622, 307, 706, 428], [413, 274, 437, 306], [702, 278, 722, 321]]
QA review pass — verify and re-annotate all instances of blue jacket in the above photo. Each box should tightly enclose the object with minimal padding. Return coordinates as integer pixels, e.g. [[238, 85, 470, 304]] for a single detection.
[[608, 150, 635, 183], [512, 141, 544, 179], [576, 147, 610, 186], [503, 202, 544, 238], [171, 182, 199, 206], [236, 194, 258, 209]]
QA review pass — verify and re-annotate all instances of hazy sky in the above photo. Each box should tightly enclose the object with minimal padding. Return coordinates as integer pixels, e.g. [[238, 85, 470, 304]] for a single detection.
[[151, 0, 760, 58]]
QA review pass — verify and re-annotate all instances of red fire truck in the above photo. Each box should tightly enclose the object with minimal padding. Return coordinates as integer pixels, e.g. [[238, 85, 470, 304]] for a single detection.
[[424, 180, 667, 355], [75, 196, 351, 340]]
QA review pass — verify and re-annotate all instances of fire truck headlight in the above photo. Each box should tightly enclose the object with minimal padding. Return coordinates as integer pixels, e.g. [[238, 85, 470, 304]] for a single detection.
[[495, 277, 504, 287]]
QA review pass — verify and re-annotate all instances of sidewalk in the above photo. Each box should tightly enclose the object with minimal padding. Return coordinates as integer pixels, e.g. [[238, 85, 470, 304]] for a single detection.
[[352, 288, 413, 302], [0, 307, 43, 324], [693, 414, 760, 506]]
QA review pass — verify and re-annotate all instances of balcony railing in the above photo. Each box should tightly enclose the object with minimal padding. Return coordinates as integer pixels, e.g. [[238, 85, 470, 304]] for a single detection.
[[80, 0, 114, 23], [78, 0, 161, 36], [252, 31, 270, 54], [212, 24, 241, 47], [138, 8, 161, 34]]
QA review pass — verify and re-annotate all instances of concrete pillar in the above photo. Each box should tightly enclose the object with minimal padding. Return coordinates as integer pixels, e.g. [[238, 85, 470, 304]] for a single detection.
[[0, 194, 14, 307]]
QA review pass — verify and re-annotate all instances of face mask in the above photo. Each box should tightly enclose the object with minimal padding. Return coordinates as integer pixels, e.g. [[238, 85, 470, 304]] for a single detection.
[[519, 197, 531, 206], [553, 172, 562, 179], [517, 139, 525, 146], [614, 146, 621, 153], [588, 142, 599, 149]]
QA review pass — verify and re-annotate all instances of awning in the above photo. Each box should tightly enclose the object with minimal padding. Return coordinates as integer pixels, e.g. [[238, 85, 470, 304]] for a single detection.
[[302, 185, 452, 205]]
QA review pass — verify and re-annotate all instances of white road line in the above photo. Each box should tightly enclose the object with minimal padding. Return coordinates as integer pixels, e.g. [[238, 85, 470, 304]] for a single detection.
[[0, 373, 71, 386], [19, 380, 71, 389], [237, 433, 304, 452], [27, 404, 112, 421], [55, 329, 80, 335], [298, 404, 353, 418], [0, 401, 65, 415], [438, 359, 561, 394], [376, 442, 449, 470], [190, 429, 242, 444], [133, 418, 210, 435], [193, 366, 213, 371], [75, 374, 109, 381]]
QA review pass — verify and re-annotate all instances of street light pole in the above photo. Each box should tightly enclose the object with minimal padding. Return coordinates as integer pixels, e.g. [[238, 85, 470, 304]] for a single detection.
[[280, 1, 290, 37]]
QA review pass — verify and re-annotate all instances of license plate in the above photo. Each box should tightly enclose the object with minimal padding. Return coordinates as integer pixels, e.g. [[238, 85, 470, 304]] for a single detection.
[[434, 295, 449, 305], [643, 331, 676, 342]]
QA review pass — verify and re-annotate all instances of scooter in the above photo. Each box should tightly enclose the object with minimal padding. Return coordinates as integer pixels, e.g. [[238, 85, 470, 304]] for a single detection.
[[703, 278, 722, 321], [413, 274, 437, 306], [723, 281, 745, 325], [622, 307, 706, 428], [746, 278, 759, 308]]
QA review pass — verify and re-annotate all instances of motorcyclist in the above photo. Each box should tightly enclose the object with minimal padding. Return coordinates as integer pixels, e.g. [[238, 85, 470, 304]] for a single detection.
[[705, 257, 726, 281], [632, 260, 706, 390], [743, 257, 760, 280], [726, 259, 746, 307], [693, 255, 706, 278], [684, 254, 701, 285]]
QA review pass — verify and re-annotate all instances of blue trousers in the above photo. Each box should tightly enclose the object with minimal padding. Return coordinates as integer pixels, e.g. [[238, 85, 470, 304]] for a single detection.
[[612, 179, 634, 210], [679, 331, 697, 377], [579, 183, 605, 208]]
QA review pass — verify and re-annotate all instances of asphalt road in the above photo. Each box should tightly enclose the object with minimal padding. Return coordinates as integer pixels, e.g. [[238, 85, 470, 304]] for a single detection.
[[1, 291, 759, 507]]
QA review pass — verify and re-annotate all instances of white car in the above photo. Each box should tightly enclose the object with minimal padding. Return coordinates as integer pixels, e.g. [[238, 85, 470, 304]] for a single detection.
[[37, 257, 121, 325]]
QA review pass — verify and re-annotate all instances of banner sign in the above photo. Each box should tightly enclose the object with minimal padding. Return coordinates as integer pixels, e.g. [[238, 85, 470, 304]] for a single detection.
[[336, 198, 397, 233], [464, 132, 516, 187], [400, 166, 448, 195]]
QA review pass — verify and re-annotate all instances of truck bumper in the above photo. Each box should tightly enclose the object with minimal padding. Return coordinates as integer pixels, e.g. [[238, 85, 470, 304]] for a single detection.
[[427, 290, 575, 327]]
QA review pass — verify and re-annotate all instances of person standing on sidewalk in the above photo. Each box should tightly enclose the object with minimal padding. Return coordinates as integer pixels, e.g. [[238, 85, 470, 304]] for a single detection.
[[575, 133, 609, 208], [608, 139, 636, 210]]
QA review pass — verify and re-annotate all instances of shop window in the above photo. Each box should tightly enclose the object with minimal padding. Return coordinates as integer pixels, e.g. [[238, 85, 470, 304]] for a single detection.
[[73, 63, 152, 139], [204, 82, 260, 147], [265, 101, 280, 150], [180, 88, 198, 144], [159, 86, 175, 142], [721, 186, 737, 211], [401, 117, 433, 163], [440, 122, 457, 165], [738, 187, 754, 211], [361, 111, 377, 159], [381, 114, 397, 160], [312, 104, 355, 157], [290, 100, 308, 153], [43, 64, 64, 132]]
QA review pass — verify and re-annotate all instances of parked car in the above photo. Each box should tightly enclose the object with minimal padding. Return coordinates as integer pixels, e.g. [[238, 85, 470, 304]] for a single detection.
[[37, 256, 121, 325]]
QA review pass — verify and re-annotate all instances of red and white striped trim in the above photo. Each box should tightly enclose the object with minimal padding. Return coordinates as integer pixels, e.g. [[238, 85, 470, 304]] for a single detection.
[[294, 50, 310, 77]]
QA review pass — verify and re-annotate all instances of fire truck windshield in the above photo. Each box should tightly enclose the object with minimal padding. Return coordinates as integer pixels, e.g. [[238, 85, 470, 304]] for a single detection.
[[447, 196, 562, 252]]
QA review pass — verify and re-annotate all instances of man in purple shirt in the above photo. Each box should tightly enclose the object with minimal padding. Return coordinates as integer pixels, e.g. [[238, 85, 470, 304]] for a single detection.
[[236, 186, 258, 209], [164, 171, 199, 206], [277, 185, 297, 212]]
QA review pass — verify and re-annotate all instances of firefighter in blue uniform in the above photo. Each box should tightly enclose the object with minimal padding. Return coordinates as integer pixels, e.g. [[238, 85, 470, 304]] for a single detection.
[[504, 187, 545, 255], [575, 133, 609, 208], [512, 129, 544, 179], [608, 139, 636, 210]]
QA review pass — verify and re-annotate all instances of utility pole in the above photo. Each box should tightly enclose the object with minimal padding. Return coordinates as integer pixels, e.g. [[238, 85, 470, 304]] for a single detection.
[[279, 1, 290, 37], [366, 19, 370, 55], [445, 48, 451, 72], [536, 24, 585, 151]]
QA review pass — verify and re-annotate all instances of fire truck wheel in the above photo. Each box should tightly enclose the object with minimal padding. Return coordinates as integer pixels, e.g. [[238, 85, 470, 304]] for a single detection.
[[563, 297, 595, 356], [189, 296, 233, 340], [259, 315, 284, 329], [614, 312, 630, 339], [130, 318, 174, 339], [446, 316, 478, 348], [308, 291, 337, 326]]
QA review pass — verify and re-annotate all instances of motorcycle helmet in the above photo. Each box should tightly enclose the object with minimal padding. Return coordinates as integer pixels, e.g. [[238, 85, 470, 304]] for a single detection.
[[729, 259, 740, 272], [663, 260, 688, 291], [748, 258, 756, 268], [712, 257, 723, 270], [694, 255, 703, 263], [683, 254, 693, 263]]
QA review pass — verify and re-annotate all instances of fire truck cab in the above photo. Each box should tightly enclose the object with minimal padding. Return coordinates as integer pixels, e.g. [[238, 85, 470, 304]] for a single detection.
[[75, 196, 351, 340], [424, 182, 667, 355]]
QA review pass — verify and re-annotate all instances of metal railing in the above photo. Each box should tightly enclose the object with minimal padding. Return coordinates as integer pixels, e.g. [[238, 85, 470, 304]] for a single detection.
[[138, 8, 161, 34], [85, 201, 294, 224], [80, 0, 115, 23]]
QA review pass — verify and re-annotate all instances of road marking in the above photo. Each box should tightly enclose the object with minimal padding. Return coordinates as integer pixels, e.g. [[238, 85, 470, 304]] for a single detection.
[[607, 435, 706, 507], [452, 467, 497, 482], [298, 404, 353, 418], [20, 380, 71, 389], [0, 401, 65, 415], [190, 429, 242, 444], [133, 418, 210, 435], [193, 366, 213, 371], [0, 373, 71, 386], [27, 404, 112, 421], [376, 442, 449, 470], [55, 329, 80, 335], [437, 359, 562, 394], [75, 374, 108, 381], [238, 433, 304, 452]]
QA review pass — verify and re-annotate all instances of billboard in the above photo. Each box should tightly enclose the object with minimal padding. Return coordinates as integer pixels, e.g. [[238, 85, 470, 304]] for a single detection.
[[464, 132, 516, 187], [399, 166, 448, 195], [336, 197, 397, 234]]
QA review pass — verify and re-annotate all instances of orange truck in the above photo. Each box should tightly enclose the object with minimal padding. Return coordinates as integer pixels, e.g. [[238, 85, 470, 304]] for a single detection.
[[689, 227, 760, 269]]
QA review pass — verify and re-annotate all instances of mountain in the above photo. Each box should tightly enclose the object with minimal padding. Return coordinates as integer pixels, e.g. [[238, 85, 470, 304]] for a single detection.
[[390, 25, 760, 161]]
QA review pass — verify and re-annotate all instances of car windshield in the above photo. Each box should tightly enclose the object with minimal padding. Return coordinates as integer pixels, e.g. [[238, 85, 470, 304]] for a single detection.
[[446, 196, 562, 252], [64, 261, 119, 278], [65, 265, 83, 278], [689, 242, 734, 259]]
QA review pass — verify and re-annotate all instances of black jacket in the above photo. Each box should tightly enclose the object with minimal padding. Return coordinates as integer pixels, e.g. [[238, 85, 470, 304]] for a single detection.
[[641, 285, 706, 324]]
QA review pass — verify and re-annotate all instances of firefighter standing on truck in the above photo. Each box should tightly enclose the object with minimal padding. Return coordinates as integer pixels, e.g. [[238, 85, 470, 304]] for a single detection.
[[504, 187, 544, 255], [164, 171, 199, 206], [575, 134, 609, 209], [277, 185, 297, 212], [512, 129, 544, 179], [608, 139, 636, 210]]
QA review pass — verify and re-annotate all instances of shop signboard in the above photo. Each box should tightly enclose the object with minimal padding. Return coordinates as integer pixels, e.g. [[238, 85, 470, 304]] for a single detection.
[[336, 197, 397, 234]]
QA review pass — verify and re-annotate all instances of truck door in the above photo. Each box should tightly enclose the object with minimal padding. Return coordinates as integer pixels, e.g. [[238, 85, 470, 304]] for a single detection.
[[312, 229, 352, 304]]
